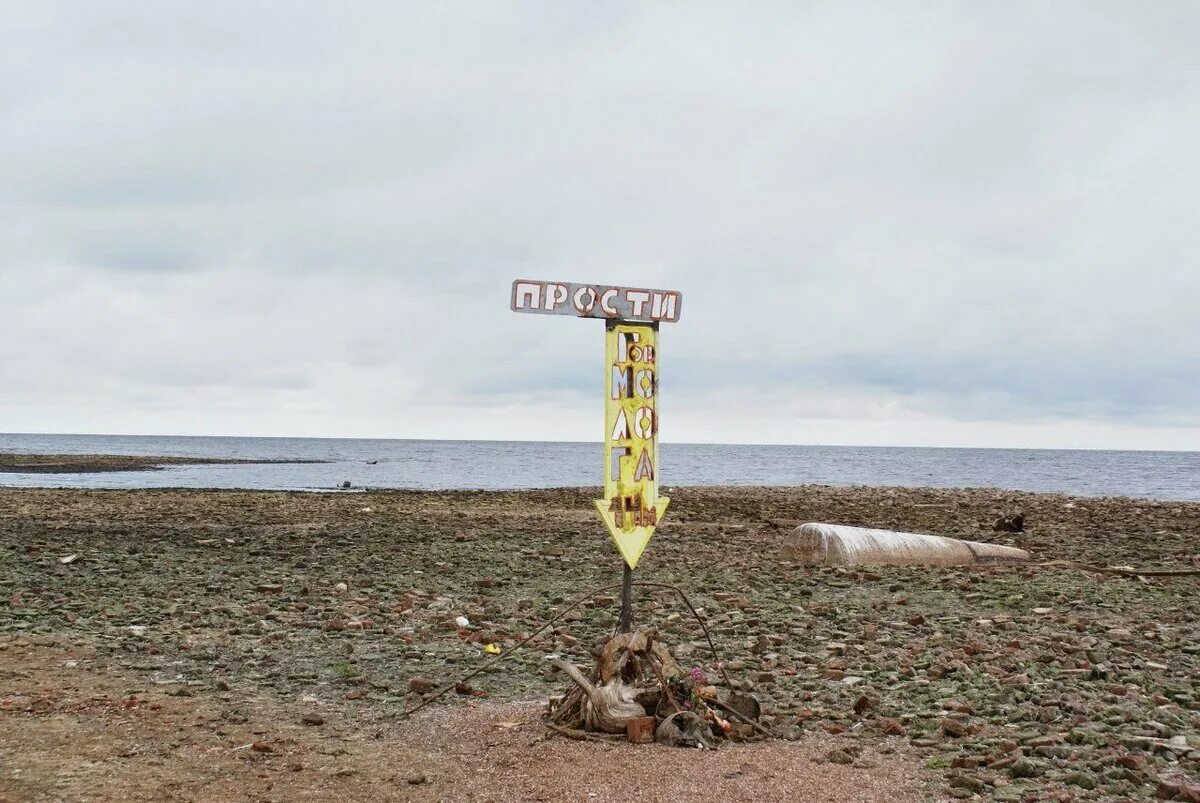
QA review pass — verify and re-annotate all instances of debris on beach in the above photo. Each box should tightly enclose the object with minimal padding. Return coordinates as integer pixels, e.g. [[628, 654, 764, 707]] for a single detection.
[[993, 512, 1026, 532], [546, 629, 764, 747], [781, 522, 1031, 567], [4, 483, 1198, 801]]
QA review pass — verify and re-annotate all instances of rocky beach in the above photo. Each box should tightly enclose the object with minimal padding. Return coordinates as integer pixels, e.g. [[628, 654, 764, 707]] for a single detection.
[[1, 483, 1197, 801], [0, 454, 325, 474]]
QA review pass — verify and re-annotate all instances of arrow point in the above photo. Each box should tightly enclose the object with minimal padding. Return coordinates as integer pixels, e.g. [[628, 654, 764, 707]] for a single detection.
[[593, 497, 670, 569]]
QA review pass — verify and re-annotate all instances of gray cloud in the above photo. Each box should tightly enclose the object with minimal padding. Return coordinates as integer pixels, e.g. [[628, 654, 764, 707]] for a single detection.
[[1, 1, 1198, 448]]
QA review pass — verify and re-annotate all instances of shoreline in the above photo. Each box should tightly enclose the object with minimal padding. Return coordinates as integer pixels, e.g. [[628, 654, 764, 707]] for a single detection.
[[0, 452, 328, 474], [1, 477, 1194, 506], [1, 445, 1196, 502]]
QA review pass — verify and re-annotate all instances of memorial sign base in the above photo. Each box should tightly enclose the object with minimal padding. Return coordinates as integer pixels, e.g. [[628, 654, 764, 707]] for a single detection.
[[545, 630, 763, 747]]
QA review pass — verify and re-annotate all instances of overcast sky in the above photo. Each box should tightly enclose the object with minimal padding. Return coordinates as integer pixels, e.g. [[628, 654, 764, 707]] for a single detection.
[[2, 2, 1198, 449]]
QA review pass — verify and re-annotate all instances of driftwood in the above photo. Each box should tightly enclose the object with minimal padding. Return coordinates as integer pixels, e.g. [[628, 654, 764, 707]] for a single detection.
[[597, 630, 681, 682], [396, 580, 767, 748], [402, 581, 746, 728], [547, 629, 762, 747], [543, 722, 621, 743], [552, 659, 646, 733]]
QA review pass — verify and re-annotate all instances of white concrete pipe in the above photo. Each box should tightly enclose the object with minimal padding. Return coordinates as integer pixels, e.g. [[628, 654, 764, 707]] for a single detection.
[[781, 522, 1030, 567]]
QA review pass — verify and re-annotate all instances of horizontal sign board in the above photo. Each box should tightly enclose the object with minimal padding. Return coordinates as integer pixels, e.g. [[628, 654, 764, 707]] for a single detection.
[[510, 279, 683, 323]]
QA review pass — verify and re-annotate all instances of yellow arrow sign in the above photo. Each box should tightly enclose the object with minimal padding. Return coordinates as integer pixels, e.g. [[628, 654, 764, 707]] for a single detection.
[[594, 321, 668, 569]]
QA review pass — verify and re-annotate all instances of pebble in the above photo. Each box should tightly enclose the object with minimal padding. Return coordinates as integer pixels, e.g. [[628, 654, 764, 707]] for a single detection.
[[941, 717, 967, 738], [826, 749, 854, 765], [1009, 757, 1045, 778], [1065, 771, 1097, 790], [1155, 780, 1200, 801], [948, 773, 985, 793], [853, 695, 877, 715], [408, 677, 435, 694]]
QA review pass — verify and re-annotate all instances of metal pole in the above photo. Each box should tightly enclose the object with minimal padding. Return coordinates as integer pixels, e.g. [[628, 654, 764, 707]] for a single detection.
[[618, 563, 634, 633]]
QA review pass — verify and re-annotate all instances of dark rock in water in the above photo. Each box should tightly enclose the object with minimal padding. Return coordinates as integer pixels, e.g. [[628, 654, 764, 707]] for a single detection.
[[993, 513, 1025, 533], [341, 481, 352, 490]]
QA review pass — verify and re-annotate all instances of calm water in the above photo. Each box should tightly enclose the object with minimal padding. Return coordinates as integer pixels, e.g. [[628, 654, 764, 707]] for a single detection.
[[1, 433, 1197, 501]]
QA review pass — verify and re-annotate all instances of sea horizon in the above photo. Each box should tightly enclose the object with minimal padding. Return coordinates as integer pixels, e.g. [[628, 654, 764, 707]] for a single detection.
[[2, 432, 1197, 502], [3, 430, 1198, 455]]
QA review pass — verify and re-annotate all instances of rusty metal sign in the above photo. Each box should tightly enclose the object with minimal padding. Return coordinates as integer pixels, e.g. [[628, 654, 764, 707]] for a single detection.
[[510, 278, 680, 569], [510, 279, 683, 323]]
